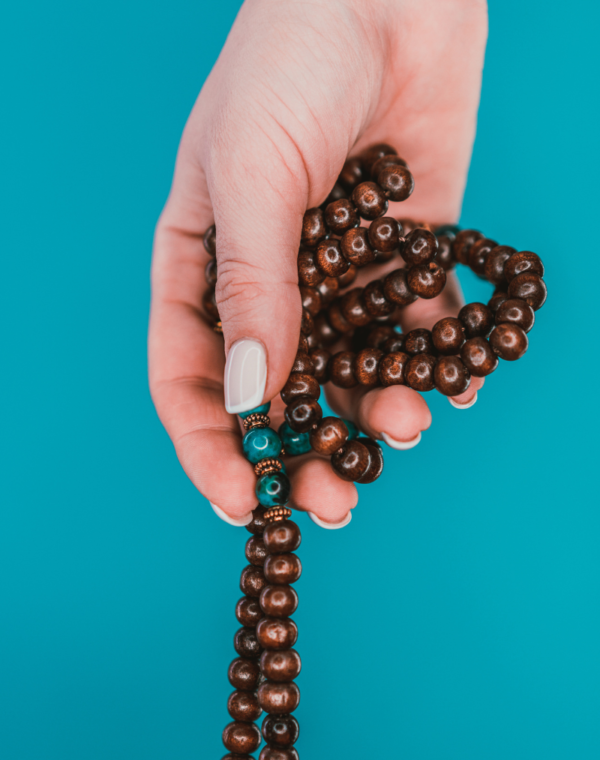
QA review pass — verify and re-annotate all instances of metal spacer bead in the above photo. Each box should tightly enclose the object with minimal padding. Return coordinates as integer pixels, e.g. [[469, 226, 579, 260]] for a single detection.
[[243, 413, 270, 431], [264, 506, 292, 523], [254, 458, 283, 477], [212, 321, 223, 334]]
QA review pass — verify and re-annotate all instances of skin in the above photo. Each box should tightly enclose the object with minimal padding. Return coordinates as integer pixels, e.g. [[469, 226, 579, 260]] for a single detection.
[[149, 0, 489, 524]]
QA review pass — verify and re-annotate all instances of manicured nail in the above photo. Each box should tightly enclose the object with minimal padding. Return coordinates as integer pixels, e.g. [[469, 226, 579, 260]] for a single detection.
[[210, 502, 253, 527], [449, 391, 478, 410], [308, 511, 352, 530], [224, 339, 267, 414], [381, 431, 421, 450]]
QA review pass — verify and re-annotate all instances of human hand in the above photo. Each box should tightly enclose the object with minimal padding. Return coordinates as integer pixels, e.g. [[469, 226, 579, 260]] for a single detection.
[[149, 0, 488, 526]]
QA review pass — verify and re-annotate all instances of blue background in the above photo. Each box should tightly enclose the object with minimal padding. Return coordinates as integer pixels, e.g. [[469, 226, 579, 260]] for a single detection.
[[1, 1, 598, 758]]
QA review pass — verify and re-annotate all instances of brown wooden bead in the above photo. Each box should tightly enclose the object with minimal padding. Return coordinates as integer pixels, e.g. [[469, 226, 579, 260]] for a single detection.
[[299, 286, 322, 316], [379, 351, 409, 386], [353, 348, 383, 386], [280, 373, 320, 406], [371, 154, 407, 177], [401, 228, 438, 266], [312, 313, 339, 346], [324, 182, 346, 204], [495, 298, 535, 333], [229, 657, 261, 690], [432, 317, 465, 355], [407, 262, 446, 298], [297, 248, 325, 287], [228, 690, 263, 722], [300, 308, 313, 335], [467, 237, 497, 276], [234, 627, 263, 659], [263, 520, 301, 553], [291, 351, 315, 376], [256, 617, 298, 651], [221, 753, 255, 760], [202, 288, 220, 321], [260, 585, 298, 618], [327, 300, 353, 334], [310, 348, 331, 384], [264, 553, 302, 585], [356, 437, 384, 484], [315, 239, 350, 277], [301, 208, 327, 248], [203, 224, 216, 256], [383, 268, 418, 306], [297, 334, 309, 354], [374, 247, 396, 263], [328, 351, 358, 388], [258, 681, 300, 715], [331, 440, 370, 482], [504, 251, 545, 282], [361, 143, 398, 174], [366, 324, 396, 349], [352, 181, 389, 220], [260, 649, 302, 682], [489, 323, 529, 361], [338, 263, 358, 287], [324, 198, 359, 234], [236, 596, 264, 627], [377, 164, 414, 201], [381, 334, 406, 353], [341, 288, 372, 326], [362, 279, 395, 317], [507, 273, 547, 310], [245, 536, 268, 567], [340, 227, 376, 267], [316, 275, 339, 306], [205, 258, 218, 287], [246, 506, 268, 535], [460, 337, 498, 377], [338, 155, 365, 190], [488, 290, 510, 313], [368, 217, 401, 252], [404, 328, 435, 355], [223, 722, 262, 754], [259, 746, 299, 760], [434, 355, 471, 396], [309, 416, 349, 455], [404, 354, 437, 392], [484, 245, 516, 284], [240, 565, 267, 598], [284, 396, 322, 433], [435, 234, 456, 271], [261, 714, 299, 748], [452, 229, 482, 265], [459, 302, 494, 338]]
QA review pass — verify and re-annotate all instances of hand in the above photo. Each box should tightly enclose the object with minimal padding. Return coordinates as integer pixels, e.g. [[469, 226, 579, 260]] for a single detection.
[[149, 0, 488, 526]]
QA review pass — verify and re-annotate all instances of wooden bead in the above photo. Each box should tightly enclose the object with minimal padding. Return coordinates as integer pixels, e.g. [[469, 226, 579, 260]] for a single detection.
[[325, 182, 346, 204], [310, 348, 331, 384], [504, 251, 545, 282], [309, 416, 349, 455], [401, 228, 438, 266], [298, 334, 309, 353], [381, 334, 406, 353], [452, 229, 482, 265], [228, 657, 261, 690], [331, 440, 370, 482], [228, 690, 263, 722], [328, 351, 358, 388], [291, 351, 315, 376], [404, 354, 437, 392], [245, 506, 268, 535], [316, 275, 339, 306], [459, 302, 494, 338], [356, 437, 384, 484], [379, 351, 409, 386], [383, 268, 418, 306], [299, 286, 322, 316], [407, 262, 446, 298], [366, 324, 397, 348], [259, 746, 299, 760], [377, 164, 414, 201], [263, 520, 301, 553], [297, 249, 325, 287], [484, 245, 516, 284], [284, 396, 322, 433], [260, 585, 298, 618], [258, 681, 300, 714], [203, 288, 220, 321], [312, 313, 339, 346], [260, 649, 302, 682], [460, 337, 498, 377], [495, 298, 535, 333], [368, 217, 401, 252], [362, 279, 395, 317], [240, 565, 267, 598], [264, 553, 302, 585], [316, 239, 350, 277], [354, 348, 383, 386], [256, 617, 298, 650], [467, 237, 497, 276], [301, 208, 327, 248], [234, 627, 263, 658], [261, 714, 299, 748], [203, 224, 216, 256], [352, 181, 389, 220], [236, 596, 264, 627], [327, 300, 353, 333], [324, 198, 359, 234], [223, 722, 262, 754], [374, 247, 396, 263], [245, 536, 268, 567], [404, 328, 435, 355], [488, 290, 510, 313], [371, 154, 407, 177], [340, 227, 376, 266], [341, 288, 372, 327], [432, 317, 465, 355], [300, 308, 313, 335], [205, 258, 218, 287], [338, 263, 358, 287], [361, 143, 398, 174], [507, 273, 547, 310], [434, 355, 471, 396], [489, 323, 529, 361], [338, 155, 365, 190], [280, 373, 320, 405], [435, 234, 456, 271]]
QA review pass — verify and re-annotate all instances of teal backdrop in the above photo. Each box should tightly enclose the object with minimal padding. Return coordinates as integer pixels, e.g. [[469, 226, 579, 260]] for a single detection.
[[1, 1, 598, 758]]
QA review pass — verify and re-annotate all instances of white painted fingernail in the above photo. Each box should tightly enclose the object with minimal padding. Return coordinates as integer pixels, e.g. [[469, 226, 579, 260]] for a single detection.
[[449, 391, 478, 410], [381, 431, 422, 450], [210, 502, 253, 527], [224, 339, 267, 415], [308, 511, 352, 530]]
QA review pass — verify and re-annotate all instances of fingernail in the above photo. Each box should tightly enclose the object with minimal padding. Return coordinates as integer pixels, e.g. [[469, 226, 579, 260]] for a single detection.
[[224, 339, 267, 415], [381, 431, 421, 450], [308, 511, 352, 530], [449, 391, 478, 410], [210, 502, 253, 527]]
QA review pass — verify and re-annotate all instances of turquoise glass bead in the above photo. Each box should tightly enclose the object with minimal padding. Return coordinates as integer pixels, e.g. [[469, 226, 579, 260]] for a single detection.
[[256, 472, 291, 507], [238, 402, 271, 420], [343, 419, 359, 440], [242, 427, 282, 464], [434, 224, 460, 240], [278, 421, 311, 456]]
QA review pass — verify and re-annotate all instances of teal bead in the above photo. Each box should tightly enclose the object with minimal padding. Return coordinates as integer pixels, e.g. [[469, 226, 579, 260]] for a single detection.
[[434, 224, 460, 240], [278, 421, 311, 457], [238, 402, 271, 420], [256, 472, 291, 507], [343, 419, 359, 440], [242, 427, 282, 464]]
